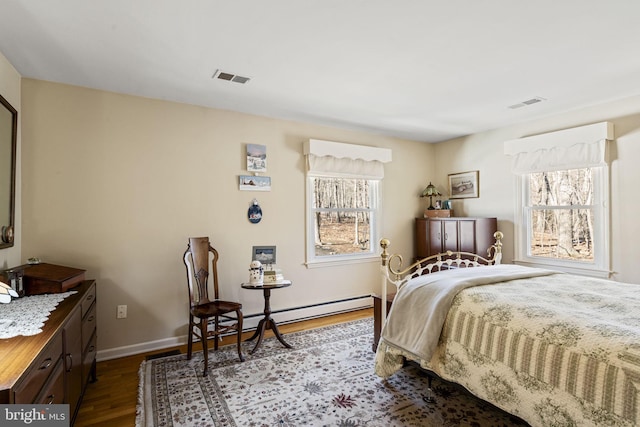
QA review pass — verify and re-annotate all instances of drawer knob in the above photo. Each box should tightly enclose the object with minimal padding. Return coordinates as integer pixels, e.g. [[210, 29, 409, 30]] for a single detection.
[[65, 353, 73, 372], [39, 358, 53, 370]]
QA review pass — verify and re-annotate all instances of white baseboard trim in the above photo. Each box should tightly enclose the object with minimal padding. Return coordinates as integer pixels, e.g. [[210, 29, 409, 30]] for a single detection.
[[97, 295, 372, 361]]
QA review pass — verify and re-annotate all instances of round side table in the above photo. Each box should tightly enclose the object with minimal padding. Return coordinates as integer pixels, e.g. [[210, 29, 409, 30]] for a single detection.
[[241, 280, 292, 354]]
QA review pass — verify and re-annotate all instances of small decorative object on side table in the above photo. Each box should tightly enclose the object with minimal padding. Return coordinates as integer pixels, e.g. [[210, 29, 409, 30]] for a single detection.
[[241, 280, 293, 354], [263, 266, 284, 283], [248, 260, 264, 285]]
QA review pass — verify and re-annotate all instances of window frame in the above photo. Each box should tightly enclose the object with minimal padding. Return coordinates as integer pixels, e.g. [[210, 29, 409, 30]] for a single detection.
[[305, 175, 381, 268], [513, 165, 610, 278]]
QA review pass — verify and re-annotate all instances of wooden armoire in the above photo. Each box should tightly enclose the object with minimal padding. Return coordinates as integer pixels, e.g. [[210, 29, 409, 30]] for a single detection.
[[415, 217, 498, 260]]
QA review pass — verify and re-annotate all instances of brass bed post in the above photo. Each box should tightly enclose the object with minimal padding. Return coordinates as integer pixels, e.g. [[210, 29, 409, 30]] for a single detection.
[[379, 238, 391, 327], [488, 231, 503, 264]]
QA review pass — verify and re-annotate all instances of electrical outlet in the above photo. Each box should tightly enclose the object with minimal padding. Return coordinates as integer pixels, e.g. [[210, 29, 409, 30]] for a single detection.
[[117, 305, 127, 319]]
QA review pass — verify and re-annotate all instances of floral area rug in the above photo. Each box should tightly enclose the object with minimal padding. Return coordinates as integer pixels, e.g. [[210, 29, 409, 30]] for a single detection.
[[136, 318, 529, 426]]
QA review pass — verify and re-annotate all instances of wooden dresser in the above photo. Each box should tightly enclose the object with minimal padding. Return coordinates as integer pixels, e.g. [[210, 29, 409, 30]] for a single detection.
[[0, 281, 97, 424]]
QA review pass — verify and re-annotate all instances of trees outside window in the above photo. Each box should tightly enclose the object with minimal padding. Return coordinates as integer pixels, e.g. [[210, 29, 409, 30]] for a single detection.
[[307, 177, 379, 263], [528, 168, 594, 261]]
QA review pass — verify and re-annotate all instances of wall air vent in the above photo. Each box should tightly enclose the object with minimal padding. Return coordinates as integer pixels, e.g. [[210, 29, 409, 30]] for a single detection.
[[212, 69, 251, 84], [508, 97, 546, 109]]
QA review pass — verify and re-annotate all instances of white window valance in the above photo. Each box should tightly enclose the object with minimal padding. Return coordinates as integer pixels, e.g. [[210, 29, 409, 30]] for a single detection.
[[504, 122, 614, 174], [303, 139, 392, 179]]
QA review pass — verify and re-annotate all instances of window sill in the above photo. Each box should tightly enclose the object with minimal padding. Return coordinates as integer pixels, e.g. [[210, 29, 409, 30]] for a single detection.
[[513, 259, 611, 279], [305, 255, 379, 269]]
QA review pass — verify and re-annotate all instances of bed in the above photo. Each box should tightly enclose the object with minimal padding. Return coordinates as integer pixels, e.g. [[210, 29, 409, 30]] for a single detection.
[[374, 232, 640, 427]]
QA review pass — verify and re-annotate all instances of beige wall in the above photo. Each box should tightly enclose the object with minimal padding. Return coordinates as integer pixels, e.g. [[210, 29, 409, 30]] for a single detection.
[[20, 79, 434, 357], [433, 95, 640, 284], [0, 51, 21, 270]]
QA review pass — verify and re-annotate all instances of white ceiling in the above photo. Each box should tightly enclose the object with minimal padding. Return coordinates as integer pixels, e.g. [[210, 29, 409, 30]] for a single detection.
[[1, 0, 640, 142]]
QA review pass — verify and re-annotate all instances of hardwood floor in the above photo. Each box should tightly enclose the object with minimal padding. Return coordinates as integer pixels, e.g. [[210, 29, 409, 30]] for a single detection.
[[74, 308, 373, 426]]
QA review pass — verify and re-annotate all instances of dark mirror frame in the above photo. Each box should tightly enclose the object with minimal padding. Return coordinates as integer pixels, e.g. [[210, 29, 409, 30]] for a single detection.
[[0, 93, 17, 249]]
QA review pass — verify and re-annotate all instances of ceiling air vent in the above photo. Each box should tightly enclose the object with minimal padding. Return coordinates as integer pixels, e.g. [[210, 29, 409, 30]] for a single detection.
[[508, 97, 546, 109], [212, 69, 251, 84]]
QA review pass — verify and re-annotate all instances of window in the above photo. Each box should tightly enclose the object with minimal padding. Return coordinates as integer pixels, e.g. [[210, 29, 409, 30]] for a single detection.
[[308, 177, 378, 262], [517, 167, 608, 275], [505, 122, 612, 277], [303, 139, 391, 267]]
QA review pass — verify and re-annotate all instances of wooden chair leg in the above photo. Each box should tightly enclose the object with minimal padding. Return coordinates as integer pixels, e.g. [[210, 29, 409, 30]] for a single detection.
[[236, 310, 245, 362], [187, 317, 194, 360], [200, 318, 209, 376], [214, 316, 219, 351]]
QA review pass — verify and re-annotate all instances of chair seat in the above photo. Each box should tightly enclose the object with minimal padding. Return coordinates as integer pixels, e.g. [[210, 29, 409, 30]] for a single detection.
[[191, 300, 242, 319]]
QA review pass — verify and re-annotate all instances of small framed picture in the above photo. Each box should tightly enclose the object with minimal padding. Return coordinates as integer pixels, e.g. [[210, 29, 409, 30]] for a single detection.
[[448, 171, 479, 199], [239, 175, 271, 191], [247, 144, 267, 172], [252, 246, 276, 264]]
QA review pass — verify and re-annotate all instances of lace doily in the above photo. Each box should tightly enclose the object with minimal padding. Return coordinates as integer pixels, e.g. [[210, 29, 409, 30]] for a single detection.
[[0, 291, 77, 339]]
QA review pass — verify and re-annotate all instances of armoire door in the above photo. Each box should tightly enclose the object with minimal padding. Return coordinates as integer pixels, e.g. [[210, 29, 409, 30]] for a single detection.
[[428, 219, 444, 254], [442, 220, 458, 252], [458, 220, 477, 253]]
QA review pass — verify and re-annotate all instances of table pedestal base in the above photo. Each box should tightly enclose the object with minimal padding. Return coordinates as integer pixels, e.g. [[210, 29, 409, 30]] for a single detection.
[[244, 286, 293, 354], [245, 316, 292, 354]]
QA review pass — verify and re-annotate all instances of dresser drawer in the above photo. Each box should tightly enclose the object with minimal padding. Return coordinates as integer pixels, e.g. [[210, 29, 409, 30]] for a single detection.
[[82, 331, 97, 383], [81, 283, 96, 318], [14, 334, 63, 403], [34, 360, 64, 405], [82, 301, 97, 351]]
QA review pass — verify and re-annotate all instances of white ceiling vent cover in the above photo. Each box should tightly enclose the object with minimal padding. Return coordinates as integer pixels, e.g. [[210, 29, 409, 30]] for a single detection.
[[212, 69, 251, 84], [508, 97, 546, 109]]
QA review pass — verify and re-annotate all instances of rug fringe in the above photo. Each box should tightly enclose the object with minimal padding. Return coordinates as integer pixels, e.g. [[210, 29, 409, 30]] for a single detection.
[[135, 360, 147, 427]]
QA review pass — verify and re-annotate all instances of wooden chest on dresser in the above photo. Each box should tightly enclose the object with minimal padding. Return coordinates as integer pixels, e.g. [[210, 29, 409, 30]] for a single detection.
[[0, 281, 97, 425]]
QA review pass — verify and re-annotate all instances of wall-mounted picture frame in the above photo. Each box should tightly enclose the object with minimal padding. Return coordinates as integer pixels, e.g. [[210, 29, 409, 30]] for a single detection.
[[448, 170, 479, 199], [247, 143, 267, 172], [239, 175, 271, 191], [252, 245, 276, 264]]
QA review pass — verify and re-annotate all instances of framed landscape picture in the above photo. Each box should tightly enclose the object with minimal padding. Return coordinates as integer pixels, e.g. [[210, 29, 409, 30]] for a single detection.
[[448, 170, 479, 199], [247, 144, 267, 172], [239, 175, 271, 191], [252, 246, 276, 264]]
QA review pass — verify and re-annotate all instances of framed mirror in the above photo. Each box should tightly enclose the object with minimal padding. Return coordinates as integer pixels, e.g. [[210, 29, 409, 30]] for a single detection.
[[0, 93, 17, 249]]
